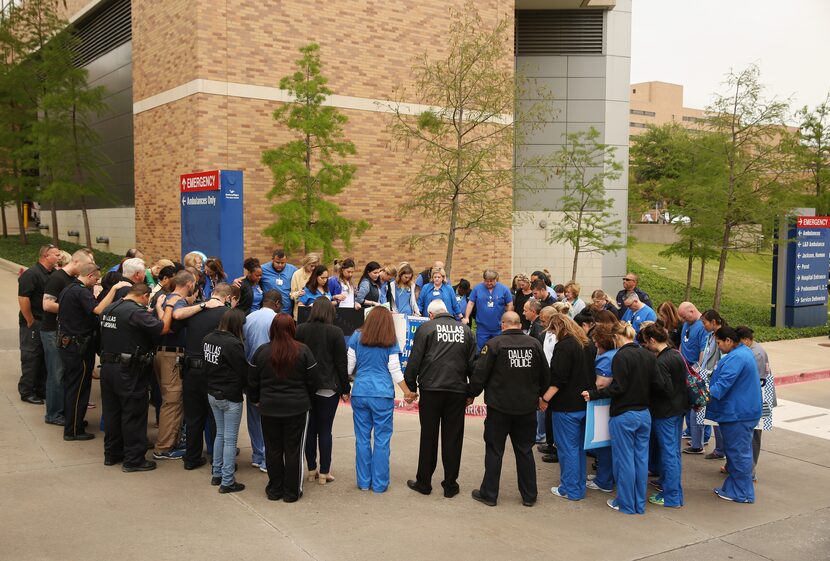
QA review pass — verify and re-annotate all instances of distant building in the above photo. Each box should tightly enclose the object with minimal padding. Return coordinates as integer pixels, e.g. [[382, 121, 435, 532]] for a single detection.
[[628, 81, 707, 140]]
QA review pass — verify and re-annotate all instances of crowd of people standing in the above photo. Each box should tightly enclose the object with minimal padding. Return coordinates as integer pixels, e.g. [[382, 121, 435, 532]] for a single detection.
[[16, 244, 774, 511]]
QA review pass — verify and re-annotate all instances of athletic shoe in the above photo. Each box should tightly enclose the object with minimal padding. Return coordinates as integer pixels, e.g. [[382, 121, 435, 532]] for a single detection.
[[219, 482, 245, 494], [211, 476, 221, 486], [259, 464, 268, 473], [648, 480, 663, 492], [153, 449, 185, 460], [586, 480, 612, 493], [704, 452, 725, 460], [550, 486, 568, 499], [713, 488, 734, 502], [648, 494, 680, 508], [606, 498, 619, 511], [682, 446, 704, 455]]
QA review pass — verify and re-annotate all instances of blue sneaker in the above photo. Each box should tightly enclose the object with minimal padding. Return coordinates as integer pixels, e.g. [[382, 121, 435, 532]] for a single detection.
[[153, 449, 186, 460]]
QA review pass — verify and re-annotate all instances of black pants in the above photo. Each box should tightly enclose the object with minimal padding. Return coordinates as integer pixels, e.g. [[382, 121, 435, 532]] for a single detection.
[[18, 322, 46, 399], [545, 407, 554, 446], [183, 365, 215, 465], [100, 363, 150, 466], [479, 408, 537, 504], [305, 393, 340, 473], [59, 342, 95, 437], [262, 412, 309, 501], [415, 391, 466, 491]]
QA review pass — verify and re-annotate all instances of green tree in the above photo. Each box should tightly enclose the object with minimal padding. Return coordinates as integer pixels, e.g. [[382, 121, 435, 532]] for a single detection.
[[705, 64, 797, 310], [547, 127, 624, 282], [261, 43, 368, 262], [387, 2, 552, 278], [791, 94, 830, 215]]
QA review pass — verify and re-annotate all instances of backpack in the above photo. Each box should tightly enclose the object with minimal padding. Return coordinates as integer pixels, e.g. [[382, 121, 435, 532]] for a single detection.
[[676, 350, 710, 410]]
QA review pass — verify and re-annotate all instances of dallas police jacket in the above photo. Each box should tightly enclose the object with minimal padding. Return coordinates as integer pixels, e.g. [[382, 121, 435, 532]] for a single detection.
[[467, 328, 550, 415], [203, 330, 248, 403], [404, 313, 476, 394]]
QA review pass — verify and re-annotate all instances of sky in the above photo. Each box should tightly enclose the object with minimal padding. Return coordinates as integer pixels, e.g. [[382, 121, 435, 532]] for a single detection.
[[630, 0, 830, 116]]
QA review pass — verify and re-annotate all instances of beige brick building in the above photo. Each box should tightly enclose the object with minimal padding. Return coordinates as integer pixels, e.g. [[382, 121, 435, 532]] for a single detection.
[[46, 0, 632, 293], [628, 81, 707, 139]]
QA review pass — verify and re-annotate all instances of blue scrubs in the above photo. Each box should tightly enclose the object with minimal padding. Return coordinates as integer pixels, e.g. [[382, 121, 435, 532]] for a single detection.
[[552, 410, 587, 500], [609, 409, 651, 514], [395, 285, 415, 315], [706, 344, 762, 503], [680, 319, 708, 365], [298, 287, 330, 306], [621, 305, 656, 334], [348, 332, 400, 492], [260, 262, 297, 315], [652, 415, 684, 506], [417, 283, 462, 319], [593, 349, 617, 492], [468, 282, 513, 350]]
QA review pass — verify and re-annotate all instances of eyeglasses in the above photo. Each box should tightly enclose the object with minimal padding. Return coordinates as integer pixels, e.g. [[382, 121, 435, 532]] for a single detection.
[[622, 277, 635, 282]]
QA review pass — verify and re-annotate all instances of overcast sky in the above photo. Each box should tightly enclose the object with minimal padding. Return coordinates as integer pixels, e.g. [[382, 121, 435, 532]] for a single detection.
[[630, 0, 830, 116]]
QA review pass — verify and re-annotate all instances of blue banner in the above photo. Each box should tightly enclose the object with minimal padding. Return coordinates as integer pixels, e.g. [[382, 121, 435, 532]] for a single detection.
[[400, 315, 428, 370], [788, 226, 830, 307]]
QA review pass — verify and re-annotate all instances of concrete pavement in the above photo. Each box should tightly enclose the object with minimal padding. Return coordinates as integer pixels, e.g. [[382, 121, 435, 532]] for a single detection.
[[2, 270, 830, 560]]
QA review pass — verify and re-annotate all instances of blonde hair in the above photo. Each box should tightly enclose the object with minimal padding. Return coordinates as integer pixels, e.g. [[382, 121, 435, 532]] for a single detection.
[[540, 306, 559, 332], [183, 252, 203, 269], [551, 301, 571, 315], [613, 322, 637, 341], [301, 253, 321, 268], [383, 264, 398, 278], [57, 250, 72, 267], [564, 281, 581, 298], [549, 314, 589, 347]]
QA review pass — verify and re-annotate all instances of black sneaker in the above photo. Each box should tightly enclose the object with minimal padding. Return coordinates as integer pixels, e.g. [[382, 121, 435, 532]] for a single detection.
[[443, 484, 460, 498], [683, 447, 704, 455], [122, 460, 157, 473], [184, 457, 207, 470], [471, 489, 496, 507], [219, 482, 245, 494], [522, 499, 536, 507], [64, 433, 95, 441], [211, 476, 221, 486], [45, 416, 65, 426], [541, 453, 559, 463], [406, 479, 431, 495], [536, 444, 554, 454]]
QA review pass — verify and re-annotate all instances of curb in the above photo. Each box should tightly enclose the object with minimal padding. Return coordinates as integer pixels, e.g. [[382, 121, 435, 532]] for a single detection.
[[0, 256, 25, 275], [775, 369, 830, 386]]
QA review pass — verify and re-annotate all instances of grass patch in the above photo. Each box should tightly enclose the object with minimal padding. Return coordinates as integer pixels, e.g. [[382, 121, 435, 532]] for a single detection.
[[628, 241, 828, 342], [0, 233, 122, 271]]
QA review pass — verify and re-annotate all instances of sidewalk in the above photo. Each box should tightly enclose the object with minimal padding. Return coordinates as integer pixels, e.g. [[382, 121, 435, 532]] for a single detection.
[[761, 337, 830, 384]]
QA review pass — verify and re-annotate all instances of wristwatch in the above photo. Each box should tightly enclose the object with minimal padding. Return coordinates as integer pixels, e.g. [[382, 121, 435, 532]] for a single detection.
[[199, 302, 206, 310]]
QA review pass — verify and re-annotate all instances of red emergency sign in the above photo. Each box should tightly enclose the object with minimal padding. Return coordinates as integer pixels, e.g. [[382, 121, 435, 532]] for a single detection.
[[796, 216, 830, 228], [180, 170, 220, 193]]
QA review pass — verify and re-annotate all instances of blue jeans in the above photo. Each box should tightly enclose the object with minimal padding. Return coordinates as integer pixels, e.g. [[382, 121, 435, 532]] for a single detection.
[[713, 425, 725, 456], [40, 330, 64, 422], [610, 409, 651, 514], [552, 410, 587, 500], [653, 415, 684, 507], [208, 396, 243, 487], [305, 393, 340, 473], [351, 396, 394, 492], [716, 419, 758, 503], [246, 393, 265, 467], [687, 410, 711, 448], [535, 410, 547, 443]]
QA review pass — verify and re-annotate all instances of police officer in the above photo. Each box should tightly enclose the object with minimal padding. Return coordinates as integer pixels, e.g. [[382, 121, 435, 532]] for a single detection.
[[58, 263, 129, 440], [171, 282, 236, 469], [405, 300, 476, 498], [467, 311, 550, 507], [100, 283, 174, 471]]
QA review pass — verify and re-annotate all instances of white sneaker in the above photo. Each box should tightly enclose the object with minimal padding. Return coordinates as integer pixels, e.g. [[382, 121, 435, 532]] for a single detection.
[[607, 498, 620, 511], [259, 464, 268, 473], [586, 480, 612, 493], [550, 486, 568, 499], [586, 474, 596, 481]]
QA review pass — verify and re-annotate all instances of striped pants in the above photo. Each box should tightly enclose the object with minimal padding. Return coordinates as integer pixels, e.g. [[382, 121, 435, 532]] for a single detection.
[[261, 411, 310, 501]]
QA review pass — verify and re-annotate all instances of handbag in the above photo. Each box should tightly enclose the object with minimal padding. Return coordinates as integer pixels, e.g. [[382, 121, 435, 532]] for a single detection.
[[676, 350, 710, 410]]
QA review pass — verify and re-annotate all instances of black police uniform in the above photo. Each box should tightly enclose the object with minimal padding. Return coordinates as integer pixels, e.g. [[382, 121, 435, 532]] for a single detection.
[[404, 312, 476, 495], [181, 306, 230, 467], [17, 262, 52, 400], [57, 280, 100, 438], [467, 328, 550, 505], [99, 299, 164, 467]]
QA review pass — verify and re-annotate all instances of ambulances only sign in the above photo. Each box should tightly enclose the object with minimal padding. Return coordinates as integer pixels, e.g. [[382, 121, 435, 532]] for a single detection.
[[180, 170, 220, 193]]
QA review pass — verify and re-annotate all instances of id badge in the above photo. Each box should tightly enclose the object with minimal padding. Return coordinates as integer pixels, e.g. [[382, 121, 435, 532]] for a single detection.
[[487, 301, 494, 308], [433, 290, 440, 296], [276, 278, 283, 286]]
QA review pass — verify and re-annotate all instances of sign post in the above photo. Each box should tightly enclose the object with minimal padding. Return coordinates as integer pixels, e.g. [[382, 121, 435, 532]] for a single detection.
[[180, 170, 244, 279], [772, 214, 830, 328]]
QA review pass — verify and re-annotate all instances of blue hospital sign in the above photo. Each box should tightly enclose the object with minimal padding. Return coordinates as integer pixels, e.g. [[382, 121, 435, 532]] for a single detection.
[[777, 215, 830, 327], [180, 170, 244, 279]]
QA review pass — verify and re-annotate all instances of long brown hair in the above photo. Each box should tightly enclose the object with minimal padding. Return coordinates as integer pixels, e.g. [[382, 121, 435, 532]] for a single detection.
[[269, 314, 299, 379], [658, 301, 680, 331], [359, 306, 398, 348], [549, 314, 589, 347]]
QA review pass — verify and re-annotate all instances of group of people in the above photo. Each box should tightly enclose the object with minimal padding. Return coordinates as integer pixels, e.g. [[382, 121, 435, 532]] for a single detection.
[[16, 244, 774, 511]]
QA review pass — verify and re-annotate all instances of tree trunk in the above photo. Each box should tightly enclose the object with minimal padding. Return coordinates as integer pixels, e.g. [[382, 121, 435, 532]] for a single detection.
[[1, 203, 7, 238], [684, 239, 693, 301], [49, 201, 59, 246], [698, 258, 706, 290], [713, 227, 731, 311], [571, 248, 580, 284], [81, 196, 92, 248], [16, 200, 27, 245], [445, 108, 464, 280]]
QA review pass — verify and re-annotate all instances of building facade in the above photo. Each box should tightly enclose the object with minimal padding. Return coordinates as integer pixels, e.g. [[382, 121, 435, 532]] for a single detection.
[[629, 80, 706, 138], [48, 0, 631, 294]]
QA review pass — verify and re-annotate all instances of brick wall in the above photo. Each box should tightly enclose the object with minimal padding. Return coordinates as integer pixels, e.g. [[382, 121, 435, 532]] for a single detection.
[[132, 0, 514, 281]]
